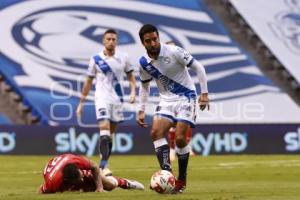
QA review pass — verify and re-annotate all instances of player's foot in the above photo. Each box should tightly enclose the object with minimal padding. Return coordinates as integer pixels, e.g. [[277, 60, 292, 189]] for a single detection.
[[102, 168, 113, 176], [170, 148, 176, 161], [173, 179, 186, 194], [121, 179, 145, 190]]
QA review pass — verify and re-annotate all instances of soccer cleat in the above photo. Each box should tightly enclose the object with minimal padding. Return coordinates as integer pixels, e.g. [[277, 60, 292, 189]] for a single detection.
[[173, 179, 186, 194], [102, 168, 113, 176], [124, 179, 145, 190]]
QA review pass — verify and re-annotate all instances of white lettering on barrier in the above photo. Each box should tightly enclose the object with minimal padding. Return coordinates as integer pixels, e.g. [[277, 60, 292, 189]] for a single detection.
[[192, 132, 248, 156], [55, 127, 133, 156], [0, 132, 16, 152], [284, 127, 300, 152]]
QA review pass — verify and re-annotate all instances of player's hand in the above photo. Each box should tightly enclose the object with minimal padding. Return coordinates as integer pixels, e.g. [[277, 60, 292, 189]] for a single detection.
[[95, 187, 104, 193], [129, 93, 136, 104], [199, 93, 210, 111], [76, 102, 83, 118], [37, 184, 44, 194], [136, 110, 148, 128]]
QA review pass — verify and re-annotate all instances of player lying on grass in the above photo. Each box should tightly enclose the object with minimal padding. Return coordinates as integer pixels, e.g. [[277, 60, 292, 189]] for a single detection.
[[38, 154, 144, 193]]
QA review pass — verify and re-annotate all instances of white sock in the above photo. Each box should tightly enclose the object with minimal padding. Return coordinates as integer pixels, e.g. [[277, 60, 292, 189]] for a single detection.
[[176, 145, 190, 155], [153, 138, 168, 149]]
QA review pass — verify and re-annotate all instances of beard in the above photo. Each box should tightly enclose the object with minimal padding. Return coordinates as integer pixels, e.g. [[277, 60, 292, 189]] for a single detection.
[[146, 45, 160, 57], [106, 46, 115, 52]]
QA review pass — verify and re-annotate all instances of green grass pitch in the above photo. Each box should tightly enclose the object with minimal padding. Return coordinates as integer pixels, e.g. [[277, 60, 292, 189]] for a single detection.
[[0, 155, 300, 200]]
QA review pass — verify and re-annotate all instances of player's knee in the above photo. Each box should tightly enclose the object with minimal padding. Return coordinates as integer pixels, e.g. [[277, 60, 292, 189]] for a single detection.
[[150, 129, 158, 140], [150, 128, 164, 140], [99, 125, 110, 131], [176, 137, 186, 148], [103, 184, 115, 191], [99, 121, 110, 130]]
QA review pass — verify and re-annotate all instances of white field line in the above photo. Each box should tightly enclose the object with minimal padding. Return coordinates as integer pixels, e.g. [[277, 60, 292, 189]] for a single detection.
[[218, 159, 300, 167]]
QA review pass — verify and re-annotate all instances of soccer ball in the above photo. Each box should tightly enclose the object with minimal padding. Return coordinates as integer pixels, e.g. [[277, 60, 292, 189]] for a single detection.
[[150, 170, 176, 194]]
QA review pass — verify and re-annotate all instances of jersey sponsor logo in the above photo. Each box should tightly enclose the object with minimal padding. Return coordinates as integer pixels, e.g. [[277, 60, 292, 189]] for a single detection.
[[158, 75, 170, 87], [269, 0, 300, 55]]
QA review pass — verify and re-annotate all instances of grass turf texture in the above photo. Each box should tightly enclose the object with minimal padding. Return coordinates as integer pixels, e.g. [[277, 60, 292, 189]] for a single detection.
[[0, 155, 300, 200]]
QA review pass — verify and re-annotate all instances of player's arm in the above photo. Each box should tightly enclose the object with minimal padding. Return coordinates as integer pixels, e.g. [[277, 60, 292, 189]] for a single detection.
[[189, 60, 209, 111], [174, 46, 209, 111], [37, 184, 44, 194], [137, 80, 150, 128], [76, 58, 95, 118], [37, 184, 49, 194], [37, 183, 56, 194], [136, 65, 152, 127], [89, 161, 104, 192], [76, 77, 93, 118], [126, 71, 136, 104]]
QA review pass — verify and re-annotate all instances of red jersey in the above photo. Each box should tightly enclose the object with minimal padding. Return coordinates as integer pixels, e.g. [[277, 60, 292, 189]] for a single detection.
[[40, 154, 94, 193]]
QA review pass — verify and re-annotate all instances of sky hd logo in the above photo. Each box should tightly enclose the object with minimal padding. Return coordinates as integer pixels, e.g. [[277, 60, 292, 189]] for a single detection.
[[55, 127, 133, 156], [284, 127, 300, 152], [0, 132, 16, 153]]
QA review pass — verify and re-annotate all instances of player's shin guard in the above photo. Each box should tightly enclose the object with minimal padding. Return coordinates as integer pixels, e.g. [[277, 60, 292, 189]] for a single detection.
[[99, 131, 112, 169], [153, 138, 172, 171], [176, 145, 190, 182]]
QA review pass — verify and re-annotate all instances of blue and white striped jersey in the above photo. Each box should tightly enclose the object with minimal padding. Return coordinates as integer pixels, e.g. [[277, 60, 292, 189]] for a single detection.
[[87, 49, 134, 104], [139, 44, 197, 101]]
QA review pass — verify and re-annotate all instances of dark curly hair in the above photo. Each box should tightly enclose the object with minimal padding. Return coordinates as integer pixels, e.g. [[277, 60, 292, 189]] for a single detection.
[[139, 24, 159, 42], [62, 164, 81, 184]]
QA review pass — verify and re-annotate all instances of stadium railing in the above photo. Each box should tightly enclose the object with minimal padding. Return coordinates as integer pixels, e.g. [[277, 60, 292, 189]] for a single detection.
[[0, 74, 40, 125]]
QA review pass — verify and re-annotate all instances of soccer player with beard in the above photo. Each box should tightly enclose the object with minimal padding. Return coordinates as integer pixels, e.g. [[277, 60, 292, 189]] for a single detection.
[[137, 24, 209, 193]]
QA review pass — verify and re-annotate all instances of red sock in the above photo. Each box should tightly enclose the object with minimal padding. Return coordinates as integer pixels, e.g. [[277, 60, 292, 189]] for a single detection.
[[114, 177, 128, 189], [186, 127, 192, 143], [168, 128, 176, 149]]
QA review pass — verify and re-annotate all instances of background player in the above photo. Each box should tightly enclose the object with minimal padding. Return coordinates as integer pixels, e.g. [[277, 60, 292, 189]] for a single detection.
[[137, 24, 209, 193], [76, 29, 136, 176], [38, 154, 144, 193]]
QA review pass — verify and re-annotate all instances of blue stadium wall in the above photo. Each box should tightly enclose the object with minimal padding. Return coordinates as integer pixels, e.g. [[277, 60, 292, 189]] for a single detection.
[[1, 125, 300, 156], [1, 0, 300, 156]]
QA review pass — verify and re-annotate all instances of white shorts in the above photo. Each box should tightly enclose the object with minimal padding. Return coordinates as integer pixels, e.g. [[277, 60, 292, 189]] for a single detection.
[[95, 100, 124, 123], [155, 98, 196, 127]]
